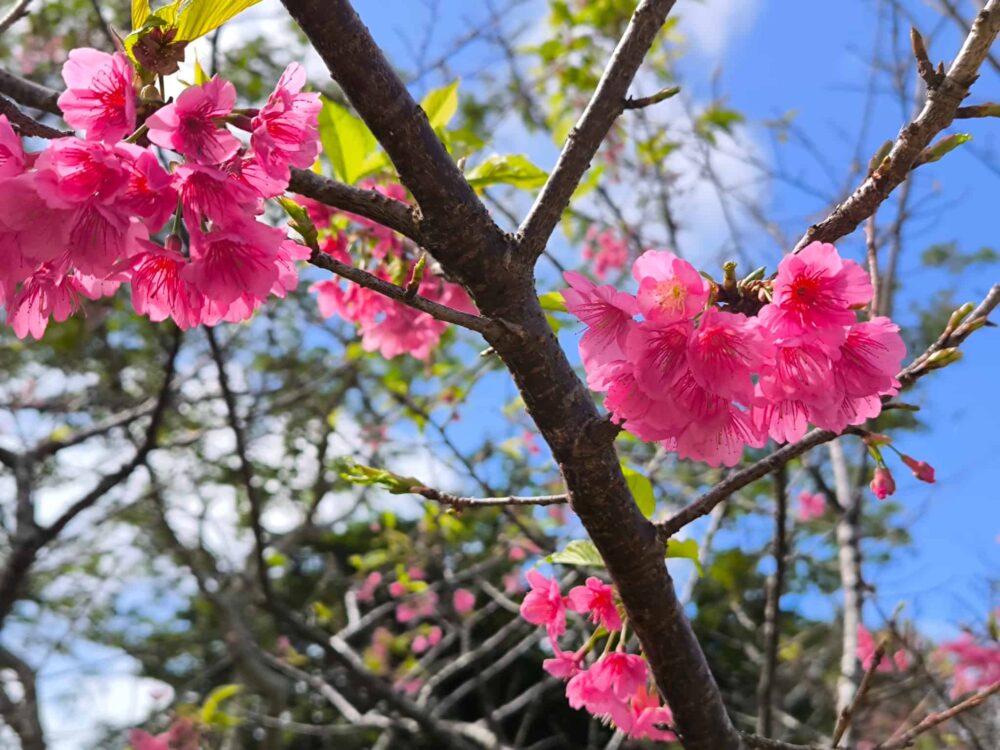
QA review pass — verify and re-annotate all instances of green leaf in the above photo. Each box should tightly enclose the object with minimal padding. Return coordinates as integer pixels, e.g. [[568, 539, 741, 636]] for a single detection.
[[695, 105, 745, 144], [666, 538, 702, 576], [192, 48, 209, 85], [921, 133, 972, 164], [621, 462, 655, 519], [277, 196, 318, 250], [421, 80, 460, 131], [466, 154, 548, 191], [546, 539, 605, 567], [336, 458, 422, 495], [318, 98, 378, 184], [175, 0, 265, 41], [538, 291, 568, 313], [200, 684, 241, 724]]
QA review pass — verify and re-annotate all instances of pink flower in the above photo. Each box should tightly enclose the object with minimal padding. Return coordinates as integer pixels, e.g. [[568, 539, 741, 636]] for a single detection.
[[567, 577, 621, 632], [832, 318, 905, 399], [251, 63, 322, 180], [395, 591, 438, 624], [388, 581, 406, 598], [453, 588, 475, 614], [115, 144, 177, 231], [687, 308, 772, 404], [146, 77, 240, 164], [356, 571, 383, 603], [182, 218, 284, 307], [938, 634, 1000, 698], [0, 115, 25, 178], [589, 652, 648, 701], [7, 264, 83, 339], [35, 138, 127, 206], [58, 49, 135, 142], [566, 666, 627, 724], [127, 238, 204, 330], [632, 249, 708, 326], [520, 569, 566, 642], [623, 320, 690, 397], [767, 242, 872, 345], [173, 163, 260, 224], [626, 685, 676, 742], [583, 227, 628, 280], [797, 491, 826, 521], [128, 729, 170, 750], [857, 625, 907, 673], [900, 454, 935, 483], [563, 270, 637, 370], [870, 467, 896, 500], [543, 649, 581, 679]]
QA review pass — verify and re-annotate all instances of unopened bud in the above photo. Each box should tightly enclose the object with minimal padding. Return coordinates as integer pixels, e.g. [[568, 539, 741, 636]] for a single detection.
[[925, 347, 962, 370], [139, 83, 163, 103], [722, 261, 738, 293], [165, 234, 182, 254], [900, 454, 936, 484], [870, 467, 896, 500], [947, 302, 976, 331]]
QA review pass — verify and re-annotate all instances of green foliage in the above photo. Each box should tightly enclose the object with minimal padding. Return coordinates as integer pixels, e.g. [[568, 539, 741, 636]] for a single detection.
[[547, 539, 605, 567], [921, 242, 999, 273], [132, 0, 264, 38], [335, 458, 422, 494], [695, 104, 746, 144], [621, 461, 655, 518], [466, 153, 549, 191], [318, 98, 385, 184], [199, 684, 242, 728]]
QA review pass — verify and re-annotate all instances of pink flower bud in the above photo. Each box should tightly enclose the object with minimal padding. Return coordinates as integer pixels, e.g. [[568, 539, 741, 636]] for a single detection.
[[870, 467, 896, 500], [900, 454, 936, 483]]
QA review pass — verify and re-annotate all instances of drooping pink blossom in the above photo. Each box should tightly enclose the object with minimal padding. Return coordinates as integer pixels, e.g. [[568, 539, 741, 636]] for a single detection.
[[453, 588, 476, 614], [625, 685, 677, 742], [831, 317, 905, 398], [146, 76, 240, 164], [869, 467, 896, 500], [127, 237, 204, 329], [563, 270, 637, 370], [114, 144, 177, 231], [687, 308, 772, 404], [765, 241, 872, 345], [566, 577, 621, 632], [901, 454, 936, 483], [623, 319, 690, 397], [543, 649, 582, 679], [520, 569, 566, 642], [173, 162, 260, 224], [797, 491, 826, 521], [182, 218, 284, 307], [589, 652, 648, 701], [251, 63, 322, 180], [6, 264, 83, 339], [58, 48, 136, 143], [0, 115, 25, 178], [355, 571, 383, 603], [857, 624, 908, 673], [565, 666, 629, 726], [632, 249, 708, 326], [34, 138, 128, 206]]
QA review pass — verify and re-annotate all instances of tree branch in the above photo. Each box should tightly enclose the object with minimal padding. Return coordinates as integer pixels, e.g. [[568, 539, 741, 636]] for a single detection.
[[0, 66, 60, 114], [413, 486, 568, 509], [0, 0, 31, 37], [517, 0, 679, 260], [833, 636, 885, 747], [794, 1, 1000, 250], [874, 680, 1000, 749], [308, 250, 497, 335], [289, 168, 424, 245], [756, 465, 788, 737]]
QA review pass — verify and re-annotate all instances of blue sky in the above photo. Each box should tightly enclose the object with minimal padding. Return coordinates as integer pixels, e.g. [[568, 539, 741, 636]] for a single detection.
[[356, 0, 999, 634]]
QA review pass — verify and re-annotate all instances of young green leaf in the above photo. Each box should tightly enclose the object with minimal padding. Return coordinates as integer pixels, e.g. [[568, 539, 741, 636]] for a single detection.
[[318, 99, 378, 184], [546, 539, 605, 567], [666, 538, 703, 576], [466, 154, 548, 191], [421, 80, 460, 131], [621, 462, 655, 519]]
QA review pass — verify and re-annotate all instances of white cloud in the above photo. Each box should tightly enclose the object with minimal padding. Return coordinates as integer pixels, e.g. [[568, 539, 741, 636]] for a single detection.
[[678, 0, 762, 61]]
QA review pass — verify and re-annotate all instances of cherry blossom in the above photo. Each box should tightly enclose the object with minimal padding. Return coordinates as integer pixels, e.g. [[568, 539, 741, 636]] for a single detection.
[[146, 76, 241, 165], [57, 49, 136, 143], [567, 577, 621, 632], [520, 569, 567, 642]]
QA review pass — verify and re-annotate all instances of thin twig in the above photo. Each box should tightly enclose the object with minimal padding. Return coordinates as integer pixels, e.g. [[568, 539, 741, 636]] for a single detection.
[[874, 680, 1000, 749], [832, 637, 886, 746], [413, 486, 568, 509], [308, 250, 497, 336], [517, 0, 679, 260], [756, 465, 788, 737], [0, 0, 31, 36]]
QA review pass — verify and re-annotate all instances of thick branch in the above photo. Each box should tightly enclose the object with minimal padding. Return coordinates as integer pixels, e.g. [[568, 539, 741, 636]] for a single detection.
[[0, 67, 60, 114], [794, 1, 1000, 250], [517, 0, 679, 260]]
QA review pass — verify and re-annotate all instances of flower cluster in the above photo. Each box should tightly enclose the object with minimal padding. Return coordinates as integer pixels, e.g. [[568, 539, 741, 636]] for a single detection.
[[857, 624, 910, 673], [520, 570, 676, 741], [304, 184, 475, 360], [582, 226, 628, 280], [936, 632, 1000, 698], [564, 242, 906, 467], [0, 49, 321, 339]]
